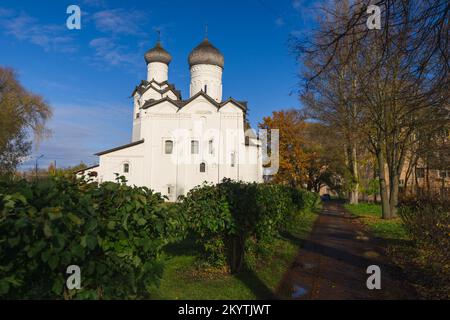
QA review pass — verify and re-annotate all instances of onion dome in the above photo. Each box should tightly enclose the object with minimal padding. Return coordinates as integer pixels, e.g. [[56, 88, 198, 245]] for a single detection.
[[144, 42, 172, 65], [188, 38, 224, 68]]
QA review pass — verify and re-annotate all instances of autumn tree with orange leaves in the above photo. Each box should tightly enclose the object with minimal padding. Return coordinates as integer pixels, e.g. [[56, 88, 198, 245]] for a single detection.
[[259, 110, 309, 188], [259, 109, 348, 193]]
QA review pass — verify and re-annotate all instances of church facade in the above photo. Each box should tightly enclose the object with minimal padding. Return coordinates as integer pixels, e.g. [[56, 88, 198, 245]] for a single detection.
[[78, 38, 263, 200]]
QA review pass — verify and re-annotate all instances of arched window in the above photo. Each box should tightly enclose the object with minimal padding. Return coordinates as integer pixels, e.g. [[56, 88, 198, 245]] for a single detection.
[[165, 140, 173, 154], [245, 136, 250, 146], [123, 163, 130, 173], [208, 139, 214, 154], [191, 140, 199, 154], [200, 162, 206, 173]]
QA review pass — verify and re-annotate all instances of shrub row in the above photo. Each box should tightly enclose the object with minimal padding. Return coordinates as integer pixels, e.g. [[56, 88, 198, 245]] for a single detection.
[[0, 175, 182, 299], [0, 175, 319, 298], [181, 179, 320, 273]]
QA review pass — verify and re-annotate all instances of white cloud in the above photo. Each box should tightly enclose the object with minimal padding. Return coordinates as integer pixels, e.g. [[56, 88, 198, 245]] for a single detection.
[[87, 8, 157, 68], [92, 8, 147, 35], [89, 37, 141, 67], [0, 8, 78, 53]]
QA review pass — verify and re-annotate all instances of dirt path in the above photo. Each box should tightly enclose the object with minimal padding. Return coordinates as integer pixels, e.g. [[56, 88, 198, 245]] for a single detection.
[[276, 201, 413, 299]]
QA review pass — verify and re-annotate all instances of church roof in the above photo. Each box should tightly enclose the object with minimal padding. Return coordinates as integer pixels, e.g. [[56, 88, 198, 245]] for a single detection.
[[140, 91, 247, 112], [188, 38, 224, 68], [95, 139, 145, 156], [73, 164, 99, 174], [144, 42, 172, 65], [141, 97, 182, 109], [131, 79, 182, 100]]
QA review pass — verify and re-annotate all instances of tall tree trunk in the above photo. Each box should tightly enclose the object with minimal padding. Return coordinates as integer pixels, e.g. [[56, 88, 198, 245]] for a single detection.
[[350, 143, 359, 204], [389, 172, 399, 217], [376, 149, 391, 219]]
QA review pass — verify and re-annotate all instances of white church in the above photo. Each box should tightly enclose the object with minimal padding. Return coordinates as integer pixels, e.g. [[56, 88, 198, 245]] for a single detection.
[[77, 37, 263, 200]]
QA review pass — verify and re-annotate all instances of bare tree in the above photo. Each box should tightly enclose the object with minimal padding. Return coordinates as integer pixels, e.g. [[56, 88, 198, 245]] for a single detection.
[[301, 0, 365, 204], [295, 0, 449, 218]]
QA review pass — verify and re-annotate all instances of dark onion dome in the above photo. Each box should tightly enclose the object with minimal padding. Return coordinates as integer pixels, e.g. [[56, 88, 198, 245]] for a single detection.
[[144, 42, 172, 65], [188, 38, 224, 68]]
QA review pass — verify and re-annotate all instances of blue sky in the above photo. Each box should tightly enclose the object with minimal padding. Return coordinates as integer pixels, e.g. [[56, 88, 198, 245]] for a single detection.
[[0, 0, 319, 169]]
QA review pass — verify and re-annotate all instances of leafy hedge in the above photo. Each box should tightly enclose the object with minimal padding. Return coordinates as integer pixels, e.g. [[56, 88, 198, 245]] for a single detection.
[[0, 175, 319, 298], [290, 188, 321, 212], [0, 175, 180, 299], [182, 179, 319, 273]]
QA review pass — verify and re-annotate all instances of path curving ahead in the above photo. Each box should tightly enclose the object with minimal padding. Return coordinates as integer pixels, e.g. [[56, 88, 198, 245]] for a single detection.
[[276, 201, 413, 300]]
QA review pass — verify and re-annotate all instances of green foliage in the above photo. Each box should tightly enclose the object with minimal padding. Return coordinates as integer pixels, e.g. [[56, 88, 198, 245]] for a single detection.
[[0, 175, 178, 299], [345, 202, 381, 217], [364, 179, 380, 196], [290, 187, 321, 212], [150, 203, 319, 300], [0, 173, 321, 298], [182, 179, 319, 273], [345, 202, 409, 240], [181, 184, 232, 267]]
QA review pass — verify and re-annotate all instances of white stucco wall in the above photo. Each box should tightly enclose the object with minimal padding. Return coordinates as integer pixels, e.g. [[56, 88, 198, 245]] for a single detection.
[[97, 142, 146, 186], [189, 64, 223, 102], [147, 62, 168, 82]]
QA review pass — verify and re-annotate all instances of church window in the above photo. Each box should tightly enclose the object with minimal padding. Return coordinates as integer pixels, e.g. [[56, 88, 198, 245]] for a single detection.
[[123, 163, 130, 173], [204, 84, 208, 94], [200, 162, 206, 173], [245, 136, 250, 146], [165, 140, 174, 154], [191, 140, 199, 154], [230, 152, 236, 167], [208, 139, 214, 154], [136, 112, 140, 119]]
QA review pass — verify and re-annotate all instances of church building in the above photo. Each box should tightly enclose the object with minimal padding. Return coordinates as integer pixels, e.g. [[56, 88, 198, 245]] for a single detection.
[[77, 37, 263, 200]]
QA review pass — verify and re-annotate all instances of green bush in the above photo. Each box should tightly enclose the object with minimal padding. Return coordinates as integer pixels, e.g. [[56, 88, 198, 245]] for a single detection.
[[182, 179, 319, 273], [0, 174, 321, 297], [0, 175, 177, 299], [290, 188, 320, 212], [180, 183, 233, 267]]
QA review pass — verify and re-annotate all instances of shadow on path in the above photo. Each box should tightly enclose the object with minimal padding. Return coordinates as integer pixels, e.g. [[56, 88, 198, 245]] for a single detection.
[[275, 201, 415, 300]]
